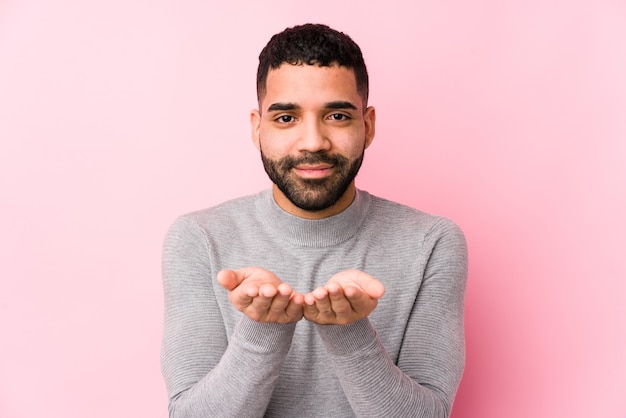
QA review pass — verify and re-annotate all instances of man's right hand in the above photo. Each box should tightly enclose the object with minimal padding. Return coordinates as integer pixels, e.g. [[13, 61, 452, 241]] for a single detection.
[[217, 267, 304, 324]]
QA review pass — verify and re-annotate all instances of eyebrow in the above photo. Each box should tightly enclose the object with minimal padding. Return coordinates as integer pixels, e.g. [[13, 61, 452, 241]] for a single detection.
[[266, 101, 358, 113], [267, 102, 300, 112], [324, 101, 358, 111]]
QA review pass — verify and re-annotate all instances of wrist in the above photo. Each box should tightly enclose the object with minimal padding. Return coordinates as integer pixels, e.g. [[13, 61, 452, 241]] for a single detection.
[[234, 315, 297, 353], [315, 318, 377, 355]]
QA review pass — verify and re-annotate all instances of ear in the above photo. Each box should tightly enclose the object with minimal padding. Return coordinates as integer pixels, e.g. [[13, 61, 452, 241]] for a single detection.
[[364, 106, 376, 149], [250, 109, 261, 150]]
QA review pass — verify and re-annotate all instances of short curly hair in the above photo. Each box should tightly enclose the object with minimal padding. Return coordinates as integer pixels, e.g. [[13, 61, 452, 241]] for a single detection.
[[256, 23, 369, 106]]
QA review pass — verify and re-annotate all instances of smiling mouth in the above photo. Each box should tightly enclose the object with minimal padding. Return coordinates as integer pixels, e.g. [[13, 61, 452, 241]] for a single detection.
[[293, 165, 334, 179]]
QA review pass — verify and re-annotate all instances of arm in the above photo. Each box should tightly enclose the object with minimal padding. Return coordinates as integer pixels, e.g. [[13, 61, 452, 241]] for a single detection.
[[307, 219, 468, 418], [161, 217, 298, 418]]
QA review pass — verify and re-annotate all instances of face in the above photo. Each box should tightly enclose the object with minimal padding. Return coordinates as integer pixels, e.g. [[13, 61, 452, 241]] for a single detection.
[[251, 64, 375, 219]]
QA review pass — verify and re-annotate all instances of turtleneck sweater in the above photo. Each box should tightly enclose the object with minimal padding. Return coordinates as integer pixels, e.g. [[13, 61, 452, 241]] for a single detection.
[[161, 189, 467, 418]]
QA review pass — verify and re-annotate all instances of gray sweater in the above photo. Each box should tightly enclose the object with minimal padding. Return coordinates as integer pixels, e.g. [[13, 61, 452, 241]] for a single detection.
[[161, 189, 468, 418]]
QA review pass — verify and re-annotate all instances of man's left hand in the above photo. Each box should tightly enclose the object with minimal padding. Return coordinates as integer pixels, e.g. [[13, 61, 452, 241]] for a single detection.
[[303, 270, 385, 325]]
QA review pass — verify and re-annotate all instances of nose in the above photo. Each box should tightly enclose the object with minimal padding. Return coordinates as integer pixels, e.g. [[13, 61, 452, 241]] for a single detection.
[[297, 116, 331, 153]]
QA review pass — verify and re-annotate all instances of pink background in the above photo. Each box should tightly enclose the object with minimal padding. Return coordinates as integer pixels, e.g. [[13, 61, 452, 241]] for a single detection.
[[1, 1, 625, 417]]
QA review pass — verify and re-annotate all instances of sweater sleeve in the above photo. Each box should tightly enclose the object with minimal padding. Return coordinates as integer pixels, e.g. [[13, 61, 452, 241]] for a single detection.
[[161, 216, 296, 418], [315, 218, 468, 418]]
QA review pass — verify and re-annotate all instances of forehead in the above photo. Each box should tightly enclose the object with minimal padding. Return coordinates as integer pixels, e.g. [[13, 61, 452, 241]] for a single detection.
[[262, 64, 361, 111]]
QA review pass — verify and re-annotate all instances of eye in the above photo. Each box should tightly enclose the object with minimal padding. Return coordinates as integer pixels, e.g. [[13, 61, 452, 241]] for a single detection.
[[275, 115, 295, 123], [328, 113, 350, 121]]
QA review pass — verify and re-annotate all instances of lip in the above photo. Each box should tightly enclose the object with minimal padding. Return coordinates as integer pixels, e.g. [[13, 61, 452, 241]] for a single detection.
[[293, 164, 334, 179]]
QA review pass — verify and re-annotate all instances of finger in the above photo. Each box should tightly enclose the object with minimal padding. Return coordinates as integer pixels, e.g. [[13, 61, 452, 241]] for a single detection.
[[236, 266, 276, 280], [342, 284, 363, 300], [362, 278, 385, 299], [229, 283, 256, 309], [216, 269, 242, 291], [248, 284, 277, 313], [345, 287, 378, 314], [313, 286, 328, 300], [284, 292, 304, 318], [326, 281, 342, 296], [277, 282, 294, 297], [355, 273, 385, 298], [327, 282, 353, 315], [303, 286, 326, 306], [259, 283, 278, 298], [266, 284, 291, 316], [304, 292, 317, 306], [222, 266, 282, 289], [303, 287, 324, 314], [312, 287, 333, 315], [272, 288, 304, 322], [303, 299, 320, 318], [339, 270, 385, 299]]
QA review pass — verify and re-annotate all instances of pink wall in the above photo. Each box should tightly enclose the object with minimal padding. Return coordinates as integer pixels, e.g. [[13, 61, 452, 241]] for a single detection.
[[1, 1, 624, 417]]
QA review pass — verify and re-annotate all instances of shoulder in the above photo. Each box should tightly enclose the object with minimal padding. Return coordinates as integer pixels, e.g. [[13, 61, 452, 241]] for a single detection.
[[362, 191, 464, 239], [173, 192, 262, 229], [187, 192, 261, 223], [359, 192, 467, 268], [164, 191, 265, 246]]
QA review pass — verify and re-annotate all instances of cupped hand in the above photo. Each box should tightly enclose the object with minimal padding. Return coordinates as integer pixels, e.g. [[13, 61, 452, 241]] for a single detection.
[[217, 267, 304, 323], [303, 269, 385, 325]]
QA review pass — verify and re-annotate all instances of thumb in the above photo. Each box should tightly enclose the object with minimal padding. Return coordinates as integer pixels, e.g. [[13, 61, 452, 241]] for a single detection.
[[360, 275, 385, 299], [340, 270, 386, 299], [216, 269, 243, 290]]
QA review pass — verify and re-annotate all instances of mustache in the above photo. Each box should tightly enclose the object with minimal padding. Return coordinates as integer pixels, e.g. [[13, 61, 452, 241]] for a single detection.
[[278, 151, 348, 170]]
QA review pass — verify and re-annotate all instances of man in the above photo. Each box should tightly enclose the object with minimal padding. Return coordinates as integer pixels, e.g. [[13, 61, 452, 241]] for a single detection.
[[161, 23, 467, 418]]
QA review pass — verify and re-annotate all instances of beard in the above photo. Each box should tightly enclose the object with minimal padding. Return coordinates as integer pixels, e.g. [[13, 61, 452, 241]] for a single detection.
[[260, 146, 365, 212]]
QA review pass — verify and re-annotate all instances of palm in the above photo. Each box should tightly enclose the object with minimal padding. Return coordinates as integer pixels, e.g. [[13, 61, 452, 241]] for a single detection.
[[217, 267, 304, 323], [303, 269, 385, 325]]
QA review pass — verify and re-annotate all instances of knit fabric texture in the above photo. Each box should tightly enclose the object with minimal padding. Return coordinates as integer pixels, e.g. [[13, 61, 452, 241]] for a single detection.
[[161, 189, 468, 418]]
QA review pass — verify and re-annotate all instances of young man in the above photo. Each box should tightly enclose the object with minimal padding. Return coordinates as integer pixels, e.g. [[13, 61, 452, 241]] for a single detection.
[[161, 24, 467, 418]]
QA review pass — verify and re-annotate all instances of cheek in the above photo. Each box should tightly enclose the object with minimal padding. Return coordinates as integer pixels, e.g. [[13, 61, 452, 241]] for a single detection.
[[258, 125, 304, 157], [336, 132, 367, 157], [258, 134, 288, 158]]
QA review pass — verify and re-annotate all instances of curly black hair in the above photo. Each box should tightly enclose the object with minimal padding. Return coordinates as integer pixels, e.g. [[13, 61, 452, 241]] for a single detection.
[[256, 23, 369, 105]]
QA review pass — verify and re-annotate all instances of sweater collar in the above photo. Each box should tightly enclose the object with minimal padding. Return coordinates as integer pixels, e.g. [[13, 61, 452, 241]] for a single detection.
[[256, 188, 370, 248]]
